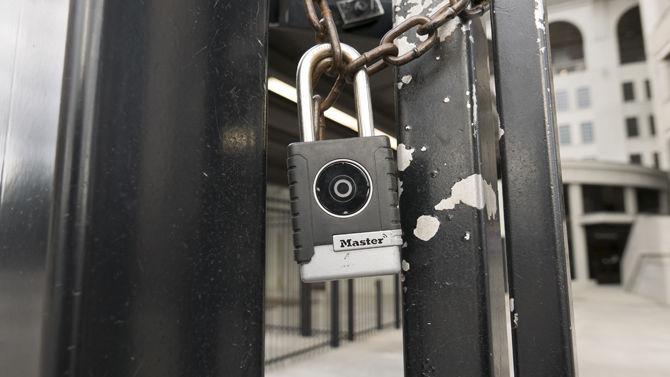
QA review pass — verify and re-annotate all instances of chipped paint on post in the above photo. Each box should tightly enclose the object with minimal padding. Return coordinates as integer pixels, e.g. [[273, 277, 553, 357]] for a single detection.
[[398, 74, 413, 89], [434, 174, 498, 220], [413, 215, 440, 241], [397, 143, 415, 171]]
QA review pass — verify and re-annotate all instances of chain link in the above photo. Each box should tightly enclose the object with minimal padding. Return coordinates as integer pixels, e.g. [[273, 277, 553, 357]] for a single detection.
[[303, 0, 488, 125]]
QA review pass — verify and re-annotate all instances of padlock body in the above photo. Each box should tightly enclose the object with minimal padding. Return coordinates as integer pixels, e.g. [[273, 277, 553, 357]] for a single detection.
[[287, 135, 401, 282]]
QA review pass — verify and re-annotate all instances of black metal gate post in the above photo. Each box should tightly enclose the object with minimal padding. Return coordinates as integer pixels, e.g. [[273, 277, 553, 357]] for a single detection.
[[347, 279, 355, 341], [395, 3, 512, 376], [375, 280, 383, 330], [393, 274, 401, 329], [40, 1, 268, 376], [300, 283, 313, 336], [491, 1, 577, 376], [330, 281, 340, 347]]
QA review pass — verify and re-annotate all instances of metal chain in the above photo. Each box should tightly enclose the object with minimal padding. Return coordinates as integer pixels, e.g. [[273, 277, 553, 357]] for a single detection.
[[303, 0, 489, 123]]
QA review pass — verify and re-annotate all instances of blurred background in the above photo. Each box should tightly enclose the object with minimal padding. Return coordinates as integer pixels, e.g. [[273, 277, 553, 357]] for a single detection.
[[1, 0, 669, 376]]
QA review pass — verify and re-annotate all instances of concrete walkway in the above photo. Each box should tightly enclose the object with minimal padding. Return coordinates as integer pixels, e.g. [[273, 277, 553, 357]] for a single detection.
[[266, 285, 670, 377]]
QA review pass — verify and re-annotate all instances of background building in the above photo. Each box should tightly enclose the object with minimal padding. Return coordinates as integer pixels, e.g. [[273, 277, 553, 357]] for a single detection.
[[640, 1, 670, 171], [545, 0, 670, 287], [549, 0, 658, 167]]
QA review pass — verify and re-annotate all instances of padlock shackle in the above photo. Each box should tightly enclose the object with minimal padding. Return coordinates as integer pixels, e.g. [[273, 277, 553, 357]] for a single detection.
[[297, 44, 375, 142]]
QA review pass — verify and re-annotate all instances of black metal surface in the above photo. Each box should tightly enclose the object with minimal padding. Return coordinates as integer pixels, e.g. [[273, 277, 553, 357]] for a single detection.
[[0, 2, 69, 376], [277, 0, 393, 38], [393, 274, 400, 329], [347, 279, 355, 340], [330, 281, 340, 347], [40, 1, 268, 376], [395, 4, 511, 376], [491, 0, 577, 376], [375, 280, 383, 330], [301, 283, 313, 336]]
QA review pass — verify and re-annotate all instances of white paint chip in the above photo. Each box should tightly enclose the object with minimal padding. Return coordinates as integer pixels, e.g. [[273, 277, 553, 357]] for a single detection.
[[398, 74, 413, 89], [443, 97, 450, 103], [401, 260, 410, 272], [413, 215, 440, 241], [434, 174, 498, 220], [397, 143, 415, 171]]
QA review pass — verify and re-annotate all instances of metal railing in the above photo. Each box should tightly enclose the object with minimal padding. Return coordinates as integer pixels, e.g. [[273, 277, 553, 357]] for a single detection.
[[265, 191, 399, 367]]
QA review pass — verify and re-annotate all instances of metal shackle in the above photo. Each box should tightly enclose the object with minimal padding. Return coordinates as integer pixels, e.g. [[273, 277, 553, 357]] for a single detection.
[[297, 43, 375, 142]]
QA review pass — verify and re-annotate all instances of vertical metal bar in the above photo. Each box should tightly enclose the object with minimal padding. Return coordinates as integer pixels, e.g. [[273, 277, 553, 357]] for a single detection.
[[330, 281, 340, 347], [39, 1, 268, 376], [375, 280, 383, 330], [394, 274, 401, 329], [0, 1, 69, 376], [490, 1, 577, 376], [300, 283, 313, 336], [395, 3, 512, 376], [347, 279, 355, 341]]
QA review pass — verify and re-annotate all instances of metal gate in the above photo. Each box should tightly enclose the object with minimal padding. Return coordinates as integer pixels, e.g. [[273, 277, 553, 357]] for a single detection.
[[0, 1, 576, 377]]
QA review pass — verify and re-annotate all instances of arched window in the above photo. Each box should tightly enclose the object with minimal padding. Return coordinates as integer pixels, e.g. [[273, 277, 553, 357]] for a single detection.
[[617, 6, 646, 64], [549, 22, 585, 74]]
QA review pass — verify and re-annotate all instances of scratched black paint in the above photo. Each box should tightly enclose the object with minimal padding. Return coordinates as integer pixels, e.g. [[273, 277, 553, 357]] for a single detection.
[[40, 1, 267, 376], [396, 13, 512, 377], [491, 1, 577, 376]]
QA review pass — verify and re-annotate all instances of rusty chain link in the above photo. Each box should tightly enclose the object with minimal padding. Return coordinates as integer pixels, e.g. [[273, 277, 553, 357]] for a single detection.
[[303, 0, 489, 133]]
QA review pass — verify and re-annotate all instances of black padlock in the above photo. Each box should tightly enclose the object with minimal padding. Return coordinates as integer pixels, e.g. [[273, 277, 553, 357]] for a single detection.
[[287, 43, 401, 283]]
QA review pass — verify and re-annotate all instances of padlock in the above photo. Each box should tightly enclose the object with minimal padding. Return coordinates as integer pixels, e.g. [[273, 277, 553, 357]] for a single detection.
[[287, 43, 402, 283]]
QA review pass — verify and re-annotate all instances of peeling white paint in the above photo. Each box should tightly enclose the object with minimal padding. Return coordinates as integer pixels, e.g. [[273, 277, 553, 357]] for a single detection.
[[443, 96, 450, 103], [534, 0, 545, 31], [394, 36, 415, 57], [413, 215, 440, 241], [434, 174, 498, 220], [398, 179, 404, 198], [402, 241, 408, 248], [420, 145, 427, 152], [401, 260, 411, 272], [397, 143, 415, 171], [398, 74, 413, 89], [464, 231, 471, 241]]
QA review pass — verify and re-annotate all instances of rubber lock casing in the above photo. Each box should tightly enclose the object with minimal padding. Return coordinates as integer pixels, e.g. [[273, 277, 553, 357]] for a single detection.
[[287, 136, 401, 264]]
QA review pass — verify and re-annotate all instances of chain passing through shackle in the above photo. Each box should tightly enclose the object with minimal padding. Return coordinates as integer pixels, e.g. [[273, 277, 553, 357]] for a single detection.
[[297, 43, 375, 142]]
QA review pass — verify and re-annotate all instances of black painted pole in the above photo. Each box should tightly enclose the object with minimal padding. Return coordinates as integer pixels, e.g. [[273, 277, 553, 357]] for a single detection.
[[395, 2, 512, 376], [375, 280, 383, 330], [300, 283, 313, 336], [330, 281, 340, 347], [491, 1, 577, 376], [347, 279, 355, 341], [394, 274, 401, 329], [39, 1, 268, 376]]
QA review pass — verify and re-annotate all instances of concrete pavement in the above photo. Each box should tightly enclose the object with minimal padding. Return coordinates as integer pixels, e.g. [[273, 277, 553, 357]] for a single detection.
[[266, 285, 670, 377]]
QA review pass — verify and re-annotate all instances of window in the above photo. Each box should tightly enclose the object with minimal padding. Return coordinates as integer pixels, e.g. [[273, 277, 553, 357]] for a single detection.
[[629, 154, 642, 165], [645, 79, 652, 99], [649, 115, 656, 136], [622, 82, 635, 102], [653, 152, 660, 169], [556, 90, 569, 112], [617, 6, 646, 64], [559, 125, 571, 145], [582, 185, 625, 213], [580, 122, 594, 143], [636, 188, 660, 214], [625, 117, 639, 137], [549, 22, 586, 73], [576, 87, 591, 108]]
